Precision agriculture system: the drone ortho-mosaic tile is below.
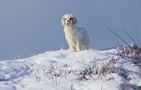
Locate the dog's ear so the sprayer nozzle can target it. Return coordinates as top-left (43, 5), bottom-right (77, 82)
top-left (61, 16), bottom-right (65, 26)
top-left (72, 16), bottom-right (77, 25)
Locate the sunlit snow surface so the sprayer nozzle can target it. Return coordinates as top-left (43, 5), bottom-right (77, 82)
top-left (0, 49), bottom-right (141, 90)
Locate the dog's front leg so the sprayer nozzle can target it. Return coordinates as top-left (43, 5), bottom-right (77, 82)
top-left (76, 42), bottom-right (83, 51)
top-left (69, 43), bottom-right (76, 52)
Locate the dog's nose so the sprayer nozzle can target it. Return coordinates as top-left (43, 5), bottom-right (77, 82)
top-left (67, 20), bottom-right (70, 22)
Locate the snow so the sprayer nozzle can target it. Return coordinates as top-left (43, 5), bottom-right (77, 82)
top-left (0, 49), bottom-right (141, 90)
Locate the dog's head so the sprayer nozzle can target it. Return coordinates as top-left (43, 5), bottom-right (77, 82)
top-left (61, 14), bottom-right (77, 27)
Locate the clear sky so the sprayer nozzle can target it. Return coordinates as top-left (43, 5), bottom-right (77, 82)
top-left (0, 0), bottom-right (141, 60)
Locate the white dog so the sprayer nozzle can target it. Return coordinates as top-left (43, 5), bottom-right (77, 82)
top-left (61, 14), bottom-right (90, 52)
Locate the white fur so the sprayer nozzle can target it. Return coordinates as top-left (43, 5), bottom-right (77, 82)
top-left (61, 14), bottom-right (90, 52)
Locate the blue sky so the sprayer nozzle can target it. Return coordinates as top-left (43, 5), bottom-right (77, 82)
top-left (0, 0), bottom-right (141, 60)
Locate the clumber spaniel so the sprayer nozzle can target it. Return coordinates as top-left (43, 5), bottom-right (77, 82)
top-left (61, 14), bottom-right (90, 52)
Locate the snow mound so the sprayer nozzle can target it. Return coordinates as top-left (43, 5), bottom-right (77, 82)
top-left (0, 49), bottom-right (141, 90)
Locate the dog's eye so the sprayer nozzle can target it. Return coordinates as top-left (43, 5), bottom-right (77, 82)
top-left (70, 18), bottom-right (73, 20)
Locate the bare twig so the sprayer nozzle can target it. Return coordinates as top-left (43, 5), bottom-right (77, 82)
top-left (101, 84), bottom-right (103, 90)
top-left (135, 27), bottom-right (141, 47)
top-left (52, 77), bottom-right (54, 86)
top-left (108, 28), bottom-right (128, 45)
top-left (71, 84), bottom-right (73, 90)
top-left (116, 43), bottom-right (124, 49)
top-left (122, 28), bottom-right (136, 44)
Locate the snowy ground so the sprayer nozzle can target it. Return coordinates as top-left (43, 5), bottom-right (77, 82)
top-left (0, 49), bottom-right (141, 90)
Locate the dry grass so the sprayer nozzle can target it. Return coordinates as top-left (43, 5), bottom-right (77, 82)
top-left (108, 28), bottom-right (141, 61)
